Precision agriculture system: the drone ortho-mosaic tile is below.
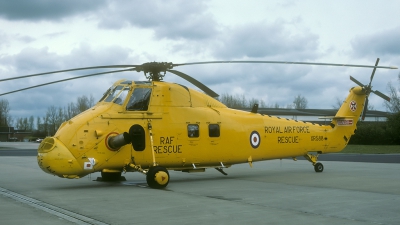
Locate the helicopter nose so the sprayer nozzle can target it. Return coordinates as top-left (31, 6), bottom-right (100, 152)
top-left (37, 137), bottom-right (84, 179)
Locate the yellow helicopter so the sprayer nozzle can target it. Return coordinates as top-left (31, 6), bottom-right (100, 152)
top-left (1, 59), bottom-right (397, 188)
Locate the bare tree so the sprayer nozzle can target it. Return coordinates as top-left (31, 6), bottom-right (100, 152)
top-left (42, 116), bottom-right (49, 136)
top-left (332, 97), bottom-right (343, 110)
top-left (0, 99), bottom-right (11, 126)
top-left (36, 117), bottom-right (42, 132)
top-left (89, 94), bottom-right (95, 107)
top-left (293, 94), bottom-right (308, 109)
top-left (385, 76), bottom-right (400, 113)
top-left (219, 93), bottom-right (248, 108)
top-left (248, 98), bottom-right (266, 108)
top-left (265, 103), bottom-right (281, 108)
top-left (46, 106), bottom-right (64, 135)
top-left (76, 95), bottom-right (95, 113)
top-left (28, 116), bottom-right (34, 131)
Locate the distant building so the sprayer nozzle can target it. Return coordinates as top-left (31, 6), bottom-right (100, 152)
top-left (0, 127), bottom-right (13, 142)
top-left (0, 127), bottom-right (32, 142)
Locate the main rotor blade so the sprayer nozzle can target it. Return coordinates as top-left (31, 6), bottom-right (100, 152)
top-left (350, 76), bottom-right (364, 87)
top-left (174, 60), bottom-right (398, 70)
top-left (0, 65), bottom-right (138, 82)
top-left (0, 68), bottom-right (134, 96)
top-left (372, 90), bottom-right (391, 102)
top-left (167, 69), bottom-right (219, 98)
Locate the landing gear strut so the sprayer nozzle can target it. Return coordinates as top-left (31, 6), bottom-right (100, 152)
top-left (125, 163), bottom-right (170, 189)
top-left (304, 153), bottom-right (324, 173)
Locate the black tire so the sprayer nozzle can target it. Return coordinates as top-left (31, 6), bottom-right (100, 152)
top-left (314, 162), bottom-right (324, 173)
top-left (146, 166), bottom-right (170, 189)
top-left (101, 171), bottom-right (122, 181)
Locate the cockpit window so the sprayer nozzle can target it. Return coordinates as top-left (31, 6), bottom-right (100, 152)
top-left (104, 86), bottom-right (129, 105)
top-left (104, 86), bottom-right (124, 103)
top-left (98, 86), bottom-right (114, 102)
top-left (126, 88), bottom-right (152, 111)
top-left (113, 87), bottom-right (130, 105)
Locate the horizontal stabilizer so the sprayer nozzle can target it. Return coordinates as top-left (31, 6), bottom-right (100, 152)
top-left (318, 116), bottom-right (355, 120)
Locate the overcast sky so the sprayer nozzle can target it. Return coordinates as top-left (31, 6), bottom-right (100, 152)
top-left (0, 0), bottom-right (399, 120)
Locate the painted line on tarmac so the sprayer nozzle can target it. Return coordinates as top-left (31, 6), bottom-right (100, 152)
top-left (0, 187), bottom-right (109, 225)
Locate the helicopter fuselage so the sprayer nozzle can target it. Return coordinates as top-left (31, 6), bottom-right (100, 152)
top-left (37, 80), bottom-right (364, 179)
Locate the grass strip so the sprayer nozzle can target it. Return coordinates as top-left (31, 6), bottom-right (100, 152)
top-left (342, 145), bottom-right (400, 154)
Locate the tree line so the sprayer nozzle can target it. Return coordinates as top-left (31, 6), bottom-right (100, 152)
top-left (218, 93), bottom-right (308, 109)
top-left (0, 95), bottom-right (95, 138)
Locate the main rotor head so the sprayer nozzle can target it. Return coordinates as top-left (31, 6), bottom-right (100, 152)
top-left (135, 62), bottom-right (174, 81)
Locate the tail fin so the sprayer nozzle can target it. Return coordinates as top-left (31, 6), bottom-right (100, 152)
top-left (325, 86), bottom-right (367, 147)
top-left (333, 86), bottom-right (366, 125)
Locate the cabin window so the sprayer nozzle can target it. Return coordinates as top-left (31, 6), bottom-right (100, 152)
top-left (126, 88), bottom-right (152, 111)
top-left (187, 124), bottom-right (199, 138)
top-left (208, 124), bottom-right (220, 137)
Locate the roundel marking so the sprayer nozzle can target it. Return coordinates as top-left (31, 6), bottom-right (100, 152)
top-left (349, 100), bottom-right (357, 112)
top-left (250, 131), bottom-right (261, 149)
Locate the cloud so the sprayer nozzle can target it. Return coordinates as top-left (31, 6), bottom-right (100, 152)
top-left (351, 26), bottom-right (400, 57)
top-left (97, 0), bottom-right (218, 40)
top-left (5, 43), bottom-right (134, 75)
top-left (0, 0), bottom-right (107, 21)
top-left (0, 43), bottom-right (140, 119)
top-left (212, 21), bottom-right (320, 60)
top-left (0, 31), bottom-right (9, 49)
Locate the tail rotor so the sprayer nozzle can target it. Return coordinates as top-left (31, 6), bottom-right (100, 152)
top-left (350, 58), bottom-right (391, 120)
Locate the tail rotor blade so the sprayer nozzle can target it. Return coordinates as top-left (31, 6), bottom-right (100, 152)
top-left (368, 58), bottom-right (380, 87)
top-left (362, 98), bottom-right (369, 120)
top-left (372, 90), bottom-right (391, 102)
top-left (350, 76), bottom-right (364, 87)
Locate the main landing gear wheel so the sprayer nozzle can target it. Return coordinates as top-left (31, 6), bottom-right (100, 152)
top-left (146, 166), bottom-right (170, 189)
top-left (314, 162), bottom-right (324, 173)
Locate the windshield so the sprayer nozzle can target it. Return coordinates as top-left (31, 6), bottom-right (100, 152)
top-left (98, 86), bottom-right (114, 102)
top-left (126, 88), bottom-right (152, 111)
top-left (113, 87), bottom-right (130, 105)
top-left (101, 85), bottom-right (130, 105)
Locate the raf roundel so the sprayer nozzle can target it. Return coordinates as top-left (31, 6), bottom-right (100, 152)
top-left (250, 131), bottom-right (261, 149)
top-left (349, 100), bottom-right (357, 112)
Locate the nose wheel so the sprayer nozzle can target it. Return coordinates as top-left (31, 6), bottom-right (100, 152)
top-left (146, 166), bottom-right (170, 189)
top-left (313, 162), bottom-right (324, 172)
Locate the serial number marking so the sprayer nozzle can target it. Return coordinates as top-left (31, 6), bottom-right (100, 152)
top-left (311, 136), bottom-right (324, 141)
